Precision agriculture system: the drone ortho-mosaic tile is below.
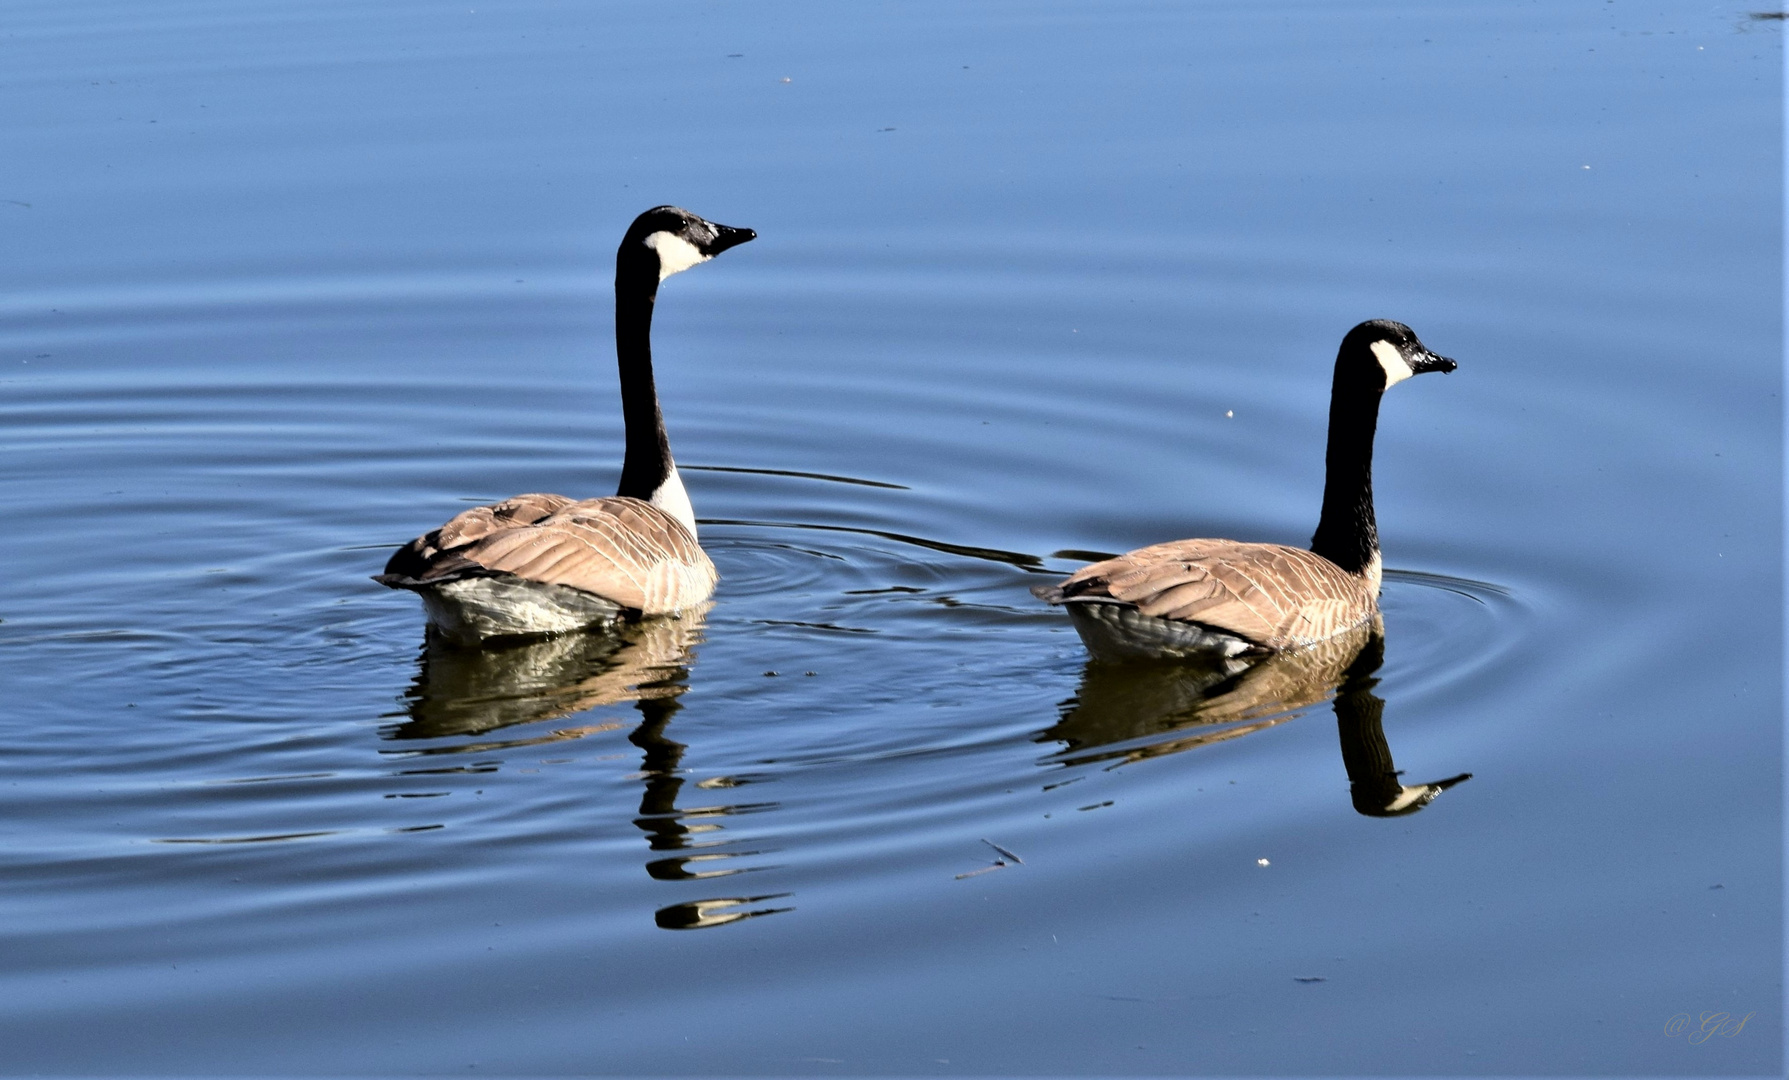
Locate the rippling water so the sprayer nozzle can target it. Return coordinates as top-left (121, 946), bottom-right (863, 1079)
top-left (1, 1), bottom-right (1780, 1074)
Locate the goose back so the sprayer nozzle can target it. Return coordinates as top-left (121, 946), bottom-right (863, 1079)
top-left (378, 494), bottom-right (716, 616)
top-left (1034, 539), bottom-right (1377, 653)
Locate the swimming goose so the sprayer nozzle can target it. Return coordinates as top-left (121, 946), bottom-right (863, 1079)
top-left (1033, 319), bottom-right (1456, 660)
top-left (376, 206), bottom-right (755, 642)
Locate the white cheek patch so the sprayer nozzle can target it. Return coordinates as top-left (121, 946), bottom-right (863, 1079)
top-left (644, 231), bottom-right (709, 280)
top-left (1370, 340), bottom-right (1414, 388)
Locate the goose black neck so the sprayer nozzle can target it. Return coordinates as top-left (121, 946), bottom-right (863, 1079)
top-left (613, 262), bottom-right (674, 500)
top-left (1308, 378), bottom-right (1383, 575)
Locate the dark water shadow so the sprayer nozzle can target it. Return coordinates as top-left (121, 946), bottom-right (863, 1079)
top-left (384, 611), bottom-right (790, 928)
top-left (1040, 622), bottom-right (1472, 817)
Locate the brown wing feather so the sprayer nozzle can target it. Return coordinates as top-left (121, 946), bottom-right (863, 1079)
top-left (380, 495), bottom-right (715, 615)
top-left (380, 493), bottom-right (576, 582)
top-left (1042, 540), bottom-right (1375, 650)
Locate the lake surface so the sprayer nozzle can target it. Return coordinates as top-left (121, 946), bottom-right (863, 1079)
top-left (1, 1), bottom-right (1781, 1074)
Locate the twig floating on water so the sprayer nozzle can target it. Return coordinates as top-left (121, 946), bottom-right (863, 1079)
top-left (982, 839), bottom-right (1023, 864)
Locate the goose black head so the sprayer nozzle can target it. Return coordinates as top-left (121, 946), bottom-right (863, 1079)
top-left (620, 205), bottom-right (756, 283)
top-left (1339, 319), bottom-right (1457, 393)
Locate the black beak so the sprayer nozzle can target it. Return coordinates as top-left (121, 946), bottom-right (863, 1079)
top-left (705, 224), bottom-right (756, 256)
top-left (1412, 350), bottom-right (1457, 375)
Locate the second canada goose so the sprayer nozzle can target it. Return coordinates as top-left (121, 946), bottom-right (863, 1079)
top-left (376, 206), bottom-right (755, 642)
top-left (1033, 319), bottom-right (1457, 660)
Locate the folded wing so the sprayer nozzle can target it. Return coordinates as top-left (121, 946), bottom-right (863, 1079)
top-left (1035, 539), bottom-right (1373, 650)
top-left (378, 494), bottom-right (716, 615)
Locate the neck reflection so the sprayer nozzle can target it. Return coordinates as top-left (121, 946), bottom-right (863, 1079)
top-left (1330, 633), bottom-right (1473, 816)
top-left (628, 693), bottom-right (791, 930)
top-left (1039, 621), bottom-right (1471, 817)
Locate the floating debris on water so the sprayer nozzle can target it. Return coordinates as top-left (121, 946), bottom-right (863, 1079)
top-left (982, 839), bottom-right (1023, 864)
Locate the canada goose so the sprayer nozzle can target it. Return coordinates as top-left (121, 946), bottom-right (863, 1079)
top-left (376, 206), bottom-right (755, 642)
top-left (1033, 319), bottom-right (1456, 660)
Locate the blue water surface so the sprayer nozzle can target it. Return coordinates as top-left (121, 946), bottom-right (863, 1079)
top-left (0, 1), bottom-right (1780, 1074)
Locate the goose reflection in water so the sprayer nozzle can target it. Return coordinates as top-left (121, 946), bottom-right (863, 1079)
top-left (1040, 620), bottom-right (1471, 816)
top-left (389, 615), bottom-right (702, 743)
top-left (385, 612), bottom-right (791, 929)
top-left (627, 694), bottom-right (791, 929)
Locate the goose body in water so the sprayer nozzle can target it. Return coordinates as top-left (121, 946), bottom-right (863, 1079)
top-left (376, 206), bottom-right (755, 642)
top-left (1033, 319), bottom-right (1457, 661)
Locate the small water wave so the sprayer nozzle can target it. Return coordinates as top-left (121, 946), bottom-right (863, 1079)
top-left (682, 464), bottom-right (909, 490)
top-left (704, 518), bottom-right (1051, 572)
top-left (1380, 565), bottom-right (1530, 699)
